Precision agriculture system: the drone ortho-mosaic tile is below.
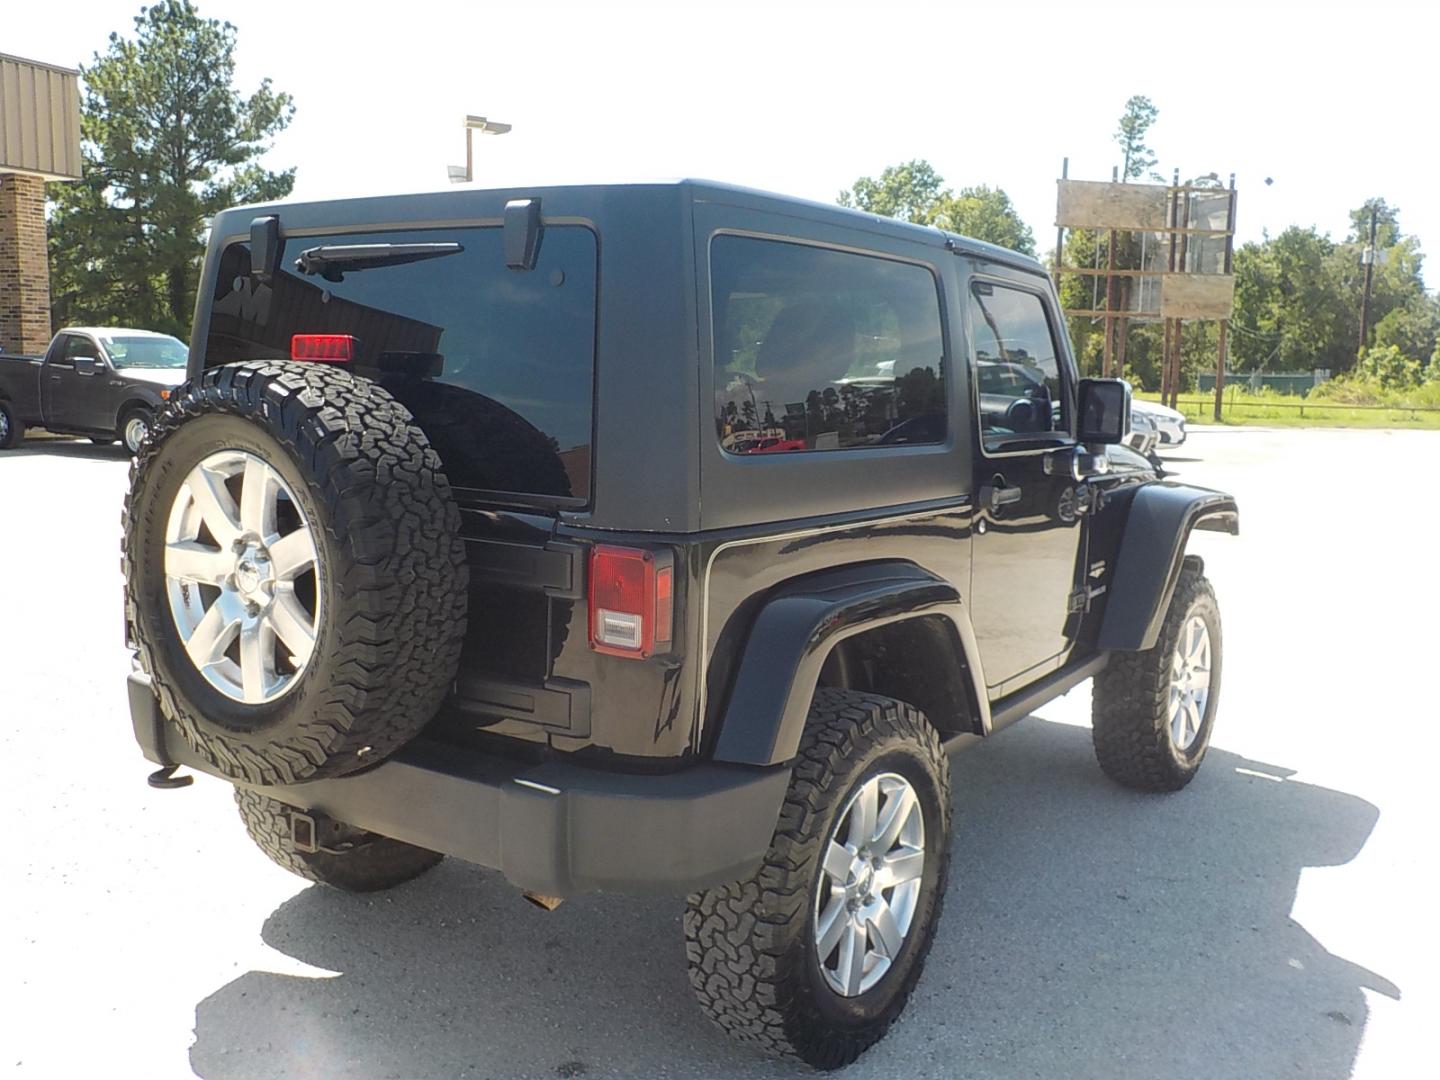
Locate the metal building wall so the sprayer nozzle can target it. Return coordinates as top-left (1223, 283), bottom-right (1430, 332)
top-left (0, 53), bottom-right (82, 181)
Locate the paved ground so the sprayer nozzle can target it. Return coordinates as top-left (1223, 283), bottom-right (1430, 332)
top-left (4, 429), bottom-right (1436, 1080)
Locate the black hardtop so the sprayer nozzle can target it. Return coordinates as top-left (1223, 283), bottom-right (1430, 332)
top-left (196, 180), bottom-right (1047, 533)
top-left (207, 178), bottom-right (1045, 275)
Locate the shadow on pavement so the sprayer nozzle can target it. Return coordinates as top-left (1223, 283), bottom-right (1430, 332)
top-left (190, 719), bottom-right (1396, 1080)
top-left (1, 437), bottom-right (130, 462)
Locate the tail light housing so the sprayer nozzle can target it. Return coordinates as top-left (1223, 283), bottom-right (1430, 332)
top-left (291, 334), bottom-right (358, 362)
top-left (589, 545), bottom-right (674, 658)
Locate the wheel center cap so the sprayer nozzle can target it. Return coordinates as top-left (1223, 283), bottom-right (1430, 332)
top-left (233, 544), bottom-right (273, 602)
top-left (852, 859), bottom-right (876, 899)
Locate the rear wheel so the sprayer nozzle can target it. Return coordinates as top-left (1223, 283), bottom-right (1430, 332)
top-left (234, 787), bottom-right (441, 892)
top-left (685, 690), bottom-right (951, 1068)
top-left (0, 400), bottom-right (24, 449)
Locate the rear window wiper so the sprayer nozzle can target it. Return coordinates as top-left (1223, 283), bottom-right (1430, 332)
top-left (294, 242), bottom-right (464, 282)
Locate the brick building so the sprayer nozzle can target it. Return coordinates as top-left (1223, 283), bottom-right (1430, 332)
top-left (0, 53), bottom-right (82, 354)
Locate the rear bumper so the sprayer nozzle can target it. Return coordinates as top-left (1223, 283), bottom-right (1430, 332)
top-left (128, 672), bottom-right (789, 896)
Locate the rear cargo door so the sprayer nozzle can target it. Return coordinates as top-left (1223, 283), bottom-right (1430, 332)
top-left (202, 223), bottom-right (599, 511)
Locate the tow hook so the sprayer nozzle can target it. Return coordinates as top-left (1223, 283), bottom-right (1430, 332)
top-left (147, 763), bottom-right (193, 789)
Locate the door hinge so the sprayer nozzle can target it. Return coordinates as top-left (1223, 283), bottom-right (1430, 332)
top-left (1067, 589), bottom-right (1088, 613)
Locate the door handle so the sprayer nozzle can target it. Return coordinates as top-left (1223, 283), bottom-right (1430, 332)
top-left (979, 480), bottom-right (1023, 513)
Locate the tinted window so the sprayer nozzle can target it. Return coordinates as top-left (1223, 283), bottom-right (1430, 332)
top-left (713, 236), bottom-right (945, 454)
top-left (59, 335), bottom-right (97, 363)
top-left (205, 226), bottom-right (597, 501)
top-left (968, 281), bottom-right (1069, 451)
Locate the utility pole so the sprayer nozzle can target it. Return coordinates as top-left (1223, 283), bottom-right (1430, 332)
top-left (1357, 203), bottom-right (1378, 365)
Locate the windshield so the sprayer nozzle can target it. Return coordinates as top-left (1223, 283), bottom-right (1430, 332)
top-left (103, 335), bottom-right (188, 369)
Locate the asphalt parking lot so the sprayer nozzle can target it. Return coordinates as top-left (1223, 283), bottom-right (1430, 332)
top-left (4, 427), bottom-right (1436, 1080)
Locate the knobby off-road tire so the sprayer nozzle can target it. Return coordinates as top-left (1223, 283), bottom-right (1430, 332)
top-left (123, 360), bottom-right (469, 785)
top-left (685, 689), bottom-right (951, 1069)
top-left (1092, 558), bottom-right (1222, 792)
top-left (235, 787), bottom-right (441, 892)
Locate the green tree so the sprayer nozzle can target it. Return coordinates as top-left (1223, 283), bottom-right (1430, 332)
top-left (934, 186), bottom-right (1035, 255)
top-left (49, 1), bottom-right (295, 336)
top-left (837, 160), bottom-right (948, 224)
top-left (1231, 200), bottom-right (1432, 374)
top-left (1114, 95), bottom-right (1159, 182)
top-left (838, 161), bottom-right (1034, 253)
top-left (1231, 227), bottom-right (1353, 372)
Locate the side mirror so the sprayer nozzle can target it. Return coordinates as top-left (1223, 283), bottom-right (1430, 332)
top-left (74, 355), bottom-right (101, 375)
top-left (250, 215), bottom-right (282, 283)
top-left (1077, 378), bottom-right (1131, 445)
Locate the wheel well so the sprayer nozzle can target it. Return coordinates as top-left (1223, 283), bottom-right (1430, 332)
top-left (816, 615), bottom-right (980, 739)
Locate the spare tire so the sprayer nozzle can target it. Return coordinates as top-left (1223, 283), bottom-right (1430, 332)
top-left (123, 360), bottom-right (469, 785)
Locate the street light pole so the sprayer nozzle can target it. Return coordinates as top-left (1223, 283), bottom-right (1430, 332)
top-left (1357, 203), bottom-right (1378, 366)
top-left (450, 115), bottom-right (512, 184)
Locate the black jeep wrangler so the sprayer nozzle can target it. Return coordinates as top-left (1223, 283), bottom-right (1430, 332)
top-left (123, 181), bottom-right (1237, 1069)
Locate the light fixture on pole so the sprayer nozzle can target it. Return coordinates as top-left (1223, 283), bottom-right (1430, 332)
top-left (447, 115), bottom-right (512, 183)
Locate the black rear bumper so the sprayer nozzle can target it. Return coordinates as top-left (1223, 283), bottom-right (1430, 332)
top-left (128, 673), bottom-right (789, 896)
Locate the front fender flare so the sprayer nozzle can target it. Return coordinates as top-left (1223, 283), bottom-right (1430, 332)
top-left (711, 561), bottom-right (985, 767)
top-left (1098, 482), bottom-right (1238, 652)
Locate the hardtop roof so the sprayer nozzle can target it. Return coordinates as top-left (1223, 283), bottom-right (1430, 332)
top-left (210, 179), bottom-right (1047, 276)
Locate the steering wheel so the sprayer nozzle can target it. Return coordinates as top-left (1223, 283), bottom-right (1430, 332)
top-left (1003, 397), bottom-right (1039, 433)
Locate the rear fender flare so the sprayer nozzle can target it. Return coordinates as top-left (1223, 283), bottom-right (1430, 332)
top-left (710, 561), bottom-right (988, 767)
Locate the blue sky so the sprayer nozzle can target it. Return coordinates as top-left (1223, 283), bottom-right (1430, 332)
top-left (8, 0), bottom-right (1438, 287)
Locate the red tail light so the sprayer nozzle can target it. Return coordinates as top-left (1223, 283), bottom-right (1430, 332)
top-left (589, 546), bottom-right (673, 658)
top-left (291, 334), bottom-right (357, 362)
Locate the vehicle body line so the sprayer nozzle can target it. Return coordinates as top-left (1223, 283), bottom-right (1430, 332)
top-left (697, 499), bottom-right (973, 742)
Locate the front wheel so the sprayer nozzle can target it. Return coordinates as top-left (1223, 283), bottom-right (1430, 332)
top-left (120, 407), bottom-right (152, 454)
top-left (685, 690), bottom-right (951, 1069)
top-left (1092, 559), bottom-right (1222, 791)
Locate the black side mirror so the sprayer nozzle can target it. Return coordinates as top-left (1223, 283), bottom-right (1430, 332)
top-left (1077, 378), bottom-right (1132, 445)
top-left (74, 355), bottom-right (101, 374)
top-left (250, 215), bottom-right (282, 283)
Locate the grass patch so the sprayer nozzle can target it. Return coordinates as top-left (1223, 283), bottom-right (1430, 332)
top-left (1136, 389), bottom-right (1440, 429)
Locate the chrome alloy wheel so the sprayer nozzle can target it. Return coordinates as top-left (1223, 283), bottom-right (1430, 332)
top-left (1168, 615), bottom-right (1212, 751)
top-left (164, 449), bottom-right (321, 705)
top-left (814, 771), bottom-right (925, 997)
top-left (124, 415), bottom-right (150, 454)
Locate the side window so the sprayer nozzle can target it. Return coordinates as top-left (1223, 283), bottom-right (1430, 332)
top-left (67, 335), bottom-right (99, 360)
top-left (52, 335), bottom-right (88, 366)
top-left (712, 236), bottom-right (946, 454)
top-left (968, 281), bottom-right (1070, 453)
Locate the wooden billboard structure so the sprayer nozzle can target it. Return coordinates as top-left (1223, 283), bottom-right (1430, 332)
top-left (1052, 164), bottom-right (1237, 418)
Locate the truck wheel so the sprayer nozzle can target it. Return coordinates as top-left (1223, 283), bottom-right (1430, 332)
top-left (123, 360), bottom-right (469, 785)
top-left (685, 689), bottom-right (951, 1069)
top-left (234, 787), bottom-right (441, 892)
top-left (120, 407), bottom-right (152, 454)
top-left (1092, 559), bottom-right (1222, 792)
top-left (0, 400), bottom-right (24, 449)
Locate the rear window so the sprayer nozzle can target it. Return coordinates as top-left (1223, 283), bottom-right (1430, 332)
top-left (712, 235), bottom-right (946, 453)
top-left (205, 225), bottom-right (597, 502)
